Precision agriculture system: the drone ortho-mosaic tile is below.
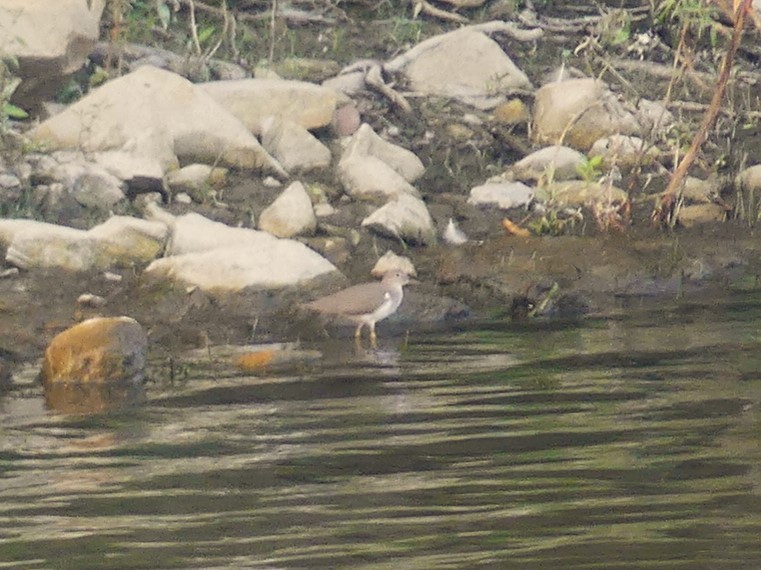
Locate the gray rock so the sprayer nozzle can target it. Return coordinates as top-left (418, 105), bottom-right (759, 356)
top-left (636, 99), bottom-right (675, 135)
top-left (736, 165), bottom-right (761, 195)
top-left (72, 172), bottom-right (126, 210)
top-left (0, 174), bottom-right (20, 189)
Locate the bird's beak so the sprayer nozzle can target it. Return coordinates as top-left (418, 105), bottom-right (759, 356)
top-left (408, 277), bottom-right (420, 285)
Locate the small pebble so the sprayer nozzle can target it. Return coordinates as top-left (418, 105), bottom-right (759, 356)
top-left (77, 293), bottom-right (107, 307)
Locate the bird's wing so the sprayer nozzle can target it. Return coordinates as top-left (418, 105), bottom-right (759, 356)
top-left (304, 282), bottom-right (386, 315)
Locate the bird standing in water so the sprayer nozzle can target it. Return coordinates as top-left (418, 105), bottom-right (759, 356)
top-left (303, 270), bottom-right (415, 346)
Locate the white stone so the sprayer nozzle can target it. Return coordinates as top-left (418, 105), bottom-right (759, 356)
top-left (533, 78), bottom-right (641, 151)
top-left (589, 134), bottom-right (659, 167)
top-left (260, 117), bottom-right (332, 173)
top-left (361, 194), bottom-right (437, 245)
top-left (201, 78), bottom-right (339, 135)
top-left (144, 209), bottom-right (279, 256)
top-left (2, 216), bottom-right (169, 271)
top-left (736, 165), bottom-right (761, 196)
top-left (93, 150), bottom-right (165, 186)
top-left (144, 242), bottom-right (338, 292)
top-left (259, 181), bottom-right (317, 238)
top-left (636, 99), bottom-right (675, 135)
top-left (322, 70), bottom-right (367, 97)
top-left (344, 124), bottom-right (425, 183)
top-left (165, 164), bottom-right (227, 202)
top-left (534, 180), bottom-right (628, 207)
top-left (0, 0), bottom-right (105, 104)
top-left (30, 155), bottom-right (126, 209)
top-left (468, 181), bottom-right (534, 209)
top-left (510, 145), bottom-right (586, 182)
top-left (338, 153), bottom-right (419, 201)
top-left (386, 28), bottom-right (532, 109)
top-left (0, 218), bottom-right (52, 251)
top-left (29, 66), bottom-right (285, 175)
top-left (371, 250), bottom-right (416, 277)
top-left (88, 216), bottom-right (169, 266)
top-left (5, 222), bottom-right (95, 271)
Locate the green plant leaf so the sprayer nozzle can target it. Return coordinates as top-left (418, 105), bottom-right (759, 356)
top-left (3, 102), bottom-right (28, 119)
top-left (198, 25), bottom-right (216, 46)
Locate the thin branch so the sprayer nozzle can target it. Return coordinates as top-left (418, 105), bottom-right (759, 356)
top-left (656, 0), bottom-right (754, 225)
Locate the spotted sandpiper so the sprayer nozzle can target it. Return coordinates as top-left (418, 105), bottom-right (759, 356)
top-left (303, 270), bottom-right (414, 345)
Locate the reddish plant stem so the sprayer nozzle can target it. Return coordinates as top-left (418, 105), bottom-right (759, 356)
top-left (659, 0), bottom-right (752, 212)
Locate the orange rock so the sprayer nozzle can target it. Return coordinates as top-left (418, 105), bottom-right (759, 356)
top-left (501, 218), bottom-right (531, 237)
top-left (41, 316), bottom-right (148, 385)
top-left (233, 350), bottom-right (277, 372)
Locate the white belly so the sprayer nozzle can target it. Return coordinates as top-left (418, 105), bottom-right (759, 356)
top-left (365, 291), bottom-right (401, 324)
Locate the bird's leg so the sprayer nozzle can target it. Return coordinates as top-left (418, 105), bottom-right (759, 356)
top-left (354, 323), bottom-right (366, 350)
top-left (369, 323), bottom-right (378, 348)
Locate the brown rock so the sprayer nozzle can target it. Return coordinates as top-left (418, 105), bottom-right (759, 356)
top-left (41, 317), bottom-right (148, 385)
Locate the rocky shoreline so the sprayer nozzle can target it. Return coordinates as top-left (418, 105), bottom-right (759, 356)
top-left (2, 1), bottom-right (761, 392)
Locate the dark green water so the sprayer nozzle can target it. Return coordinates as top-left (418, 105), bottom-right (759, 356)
top-left (1, 294), bottom-right (761, 569)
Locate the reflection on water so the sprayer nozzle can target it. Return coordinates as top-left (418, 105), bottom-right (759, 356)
top-left (1, 294), bottom-right (761, 568)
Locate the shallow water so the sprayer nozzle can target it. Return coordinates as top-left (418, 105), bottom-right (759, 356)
top-left (2, 293), bottom-right (761, 569)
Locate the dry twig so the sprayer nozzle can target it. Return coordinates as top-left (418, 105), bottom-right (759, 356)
top-left (654, 0), bottom-right (754, 227)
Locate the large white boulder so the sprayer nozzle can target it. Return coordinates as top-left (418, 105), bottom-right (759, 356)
top-left (142, 208), bottom-right (338, 292)
top-left (201, 78), bottom-right (339, 135)
top-left (337, 124), bottom-right (423, 201)
top-left (386, 28), bottom-right (532, 109)
top-left (29, 66), bottom-right (285, 175)
top-left (0, 0), bottom-right (106, 106)
top-left (2, 216), bottom-right (168, 271)
top-left (144, 243), bottom-right (337, 292)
